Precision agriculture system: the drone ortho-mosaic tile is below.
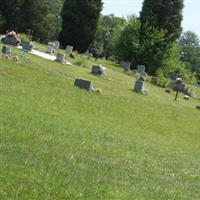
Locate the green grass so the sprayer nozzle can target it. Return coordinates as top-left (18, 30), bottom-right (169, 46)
top-left (1, 44), bottom-right (200, 200)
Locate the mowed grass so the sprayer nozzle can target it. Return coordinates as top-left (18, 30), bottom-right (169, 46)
top-left (0, 45), bottom-right (200, 200)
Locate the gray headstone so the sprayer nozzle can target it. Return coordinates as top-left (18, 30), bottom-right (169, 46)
top-left (66, 45), bottom-right (73, 53)
top-left (56, 53), bottom-right (65, 63)
top-left (53, 41), bottom-right (60, 49)
top-left (168, 72), bottom-right (178, 81)
top-left (151, 77), bottom-right (157, 84)
top-left (178, 83), bottom-right (187, 92)
top-left (137, 65), bottom-right (145, 73)
top-left (91, 65), bottom-right (107, 76)
top-left (2, 46), bottom-right (12, 54)
top-left (74, 79), bottom-right (94, 91)
top-left (120, 61), bottom-right (131, 70)
top-left (171, 81), bottom-right (187, 93)
top-left (134, 80), bottom-right (144, 93)
top-left (22, 42), bottom-right (33, 51)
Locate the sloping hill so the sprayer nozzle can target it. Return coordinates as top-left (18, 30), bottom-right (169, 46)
top-left (1, 44), bottom-right (200, 199)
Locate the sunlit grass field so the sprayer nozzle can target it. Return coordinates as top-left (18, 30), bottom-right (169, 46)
top-left (0, 43), bottom-right (200, 199)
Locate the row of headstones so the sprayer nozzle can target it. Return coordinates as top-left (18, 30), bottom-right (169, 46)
top-left (1, 45), bottom-right (30, 63)
top-left (151, 72), bottom-right (191, 95)
top-left (2, 43), bottom-right (66, 64)
top-left (1, 34), bottom-right (34, 51)
top-left (120, 61), bottom-right (148, 79)
top-left (47, 42), bottom-right (74, 55)
top-left (74, 65), bottom-right (106, 91)
top-left (74, 76), bottom-right (200, 111)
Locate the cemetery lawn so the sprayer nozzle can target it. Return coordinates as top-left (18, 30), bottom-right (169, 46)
top-left (1, 44), bottom-right (200, 200)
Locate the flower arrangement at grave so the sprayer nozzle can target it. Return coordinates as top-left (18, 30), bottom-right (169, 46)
top-left (6, 31), bottom-right (21, 41)
top-left (1, 31), bottom-right (21, 46)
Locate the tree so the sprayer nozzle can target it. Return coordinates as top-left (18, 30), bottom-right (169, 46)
top-left (21, 0), bottom-right (62, 41)
top-left (138, 0), bottom-right (184, 75)
top-left (179, 31), bottom-right (200, 81)
top-left (0, 0), bottom-right (63, 41)
top-left (59, 0), bottom-right (103, 53)
top-left (0, 0), bottom-right (25, 32)
top-left (140, 0), bottom-right (184, 43)
top-left (114, 17), bottom-right (166, 74)
top-left (91, 14), bottom-right (127, 59)
top-left (114, 18), bottom-right (141, 66)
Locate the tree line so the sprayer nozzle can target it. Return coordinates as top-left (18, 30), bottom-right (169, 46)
top-left (0, 0), bottom-right (199, 83)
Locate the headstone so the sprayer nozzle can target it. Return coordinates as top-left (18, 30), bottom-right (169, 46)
top-left (140, 72), bottom-right (148, 80)
top-left (196, 105), bottom-right (200, 110)
top-left (47, 42), bottom-right (54, 54)
top-left (53, 41), bottom-right (60, 49)
top-left (2, 46), bottom-right (12, 55)
top-left (22, 42), bottom-right (33, 51)
top-left (151, 76), bottom-right (157, 84)
top-left (134, 80), bottom-right (144, 93)
top-left (56, 53), bottom-right (65, 63)
top-left (120, 61), bottom-right (131, 71)
top-left (74, 79), bottom-right (94, 91)
top-left (2, 36), bottom-right (20, 46)
top-left (178, 83), bottom-right (187, 93)
top-left (168, 72), bottom-right (178, 81)
top-left (137, 65), bottom-right (145, 73)
top-left (91, 65), bottom-right (107, 76)
top-left (171, 81), bottom-right (188, 93)
top-left (66, 45), bottom-right (73, 53)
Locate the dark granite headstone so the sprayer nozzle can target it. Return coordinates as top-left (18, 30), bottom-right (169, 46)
top-left (74, 79), bottom-right (94, 91)
top-left (2, 37), bottom-right (19, 46)
top-left (22, 42), bottom-right (33, 51)
top-left (134, 80), bottom-right (144, 93)
top-left (91, 65), bottom-right (107, 76)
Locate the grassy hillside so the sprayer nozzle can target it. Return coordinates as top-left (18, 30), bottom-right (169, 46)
top-left (1, 44), bottom-right (200, 200)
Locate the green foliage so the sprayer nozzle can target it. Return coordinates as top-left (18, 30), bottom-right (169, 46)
top-left (139, 26), bottom-right (166, 74)
top-left (114, 18), bottom-right (141, 66)
top-left (0, 0), bottom-right (24, 32)
top-left (20, 33), bottom-right (29, 43)
top-left (0, 0), bottom-right (63, 41)
top-left (156, 43), bottom-right (197, 86)
top-left (91, 14), bottom-right (127, 58)
top-left (138, 0), bottom-right (184, 75)
top-left (59, 0), bottom-right (103, 53)
top-left (140, 0), bottom-right (184, 43)
top-left (114, 19), bottom-right (167, 74)
top-left (178, 31), bottom-right (200, 81)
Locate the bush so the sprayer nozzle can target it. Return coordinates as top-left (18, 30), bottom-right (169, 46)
top-left (20, 33), bottom-right (29, 43)
top-left (156, 43), bottom-right (197, 86)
